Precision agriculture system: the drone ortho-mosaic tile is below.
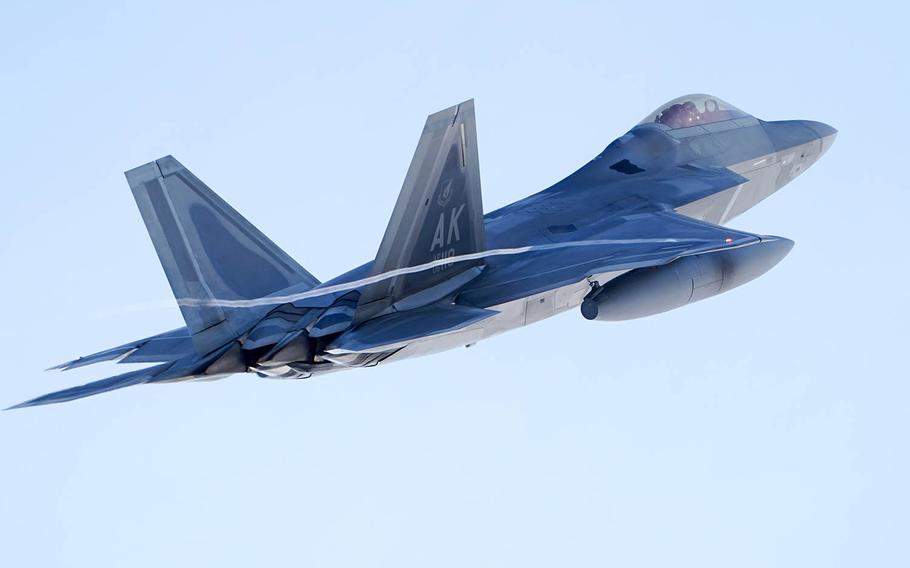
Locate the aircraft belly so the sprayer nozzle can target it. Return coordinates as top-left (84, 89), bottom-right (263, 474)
top-left (369, 271), bottom-right (624, 365)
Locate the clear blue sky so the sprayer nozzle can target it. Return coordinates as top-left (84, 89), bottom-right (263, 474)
top-left (1, 1), bottom-right (907, 566)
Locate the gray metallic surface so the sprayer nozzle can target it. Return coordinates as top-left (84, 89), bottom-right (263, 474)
top-left (355, 100), bottom-right (485, 323)
top-left (581, 236), bottom-right (794, 321)
top-left (125, 156), bottom-right (320, 353)
top-left (12, 94), bottom-right (836, 409)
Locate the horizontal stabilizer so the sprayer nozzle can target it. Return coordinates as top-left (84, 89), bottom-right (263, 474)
top-left (15, 340), bottom-right (250, 409)
top-left (120, 333), bottom-right (194, 364)
top-left (48, 344), bottom-right (135, 371)
top-left (49, 328), bottom-right (191, 371)
top-left (8, 364), bottom-right (171, 410)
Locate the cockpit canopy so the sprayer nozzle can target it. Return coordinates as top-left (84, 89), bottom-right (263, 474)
top-left (639, 94), bottom-right (749, 129)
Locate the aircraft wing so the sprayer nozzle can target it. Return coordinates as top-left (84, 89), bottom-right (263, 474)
top-left (458, 210), bottom-right (774, 307)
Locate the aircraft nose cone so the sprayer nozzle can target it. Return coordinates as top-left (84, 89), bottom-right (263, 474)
top-left (802, 120), bottom-right (838, 156)
top-left (802, 120), bottom-right (837, 139)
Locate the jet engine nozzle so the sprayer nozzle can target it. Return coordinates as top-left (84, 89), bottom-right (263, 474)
top-left (581, 237), bottom-right (794, 321)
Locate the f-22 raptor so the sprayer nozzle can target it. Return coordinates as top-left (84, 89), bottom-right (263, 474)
top-left (11, 94), bottom-right (836, 409)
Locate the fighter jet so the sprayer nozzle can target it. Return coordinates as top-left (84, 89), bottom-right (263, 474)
top-left (10, 94), bottom-right (836, 409)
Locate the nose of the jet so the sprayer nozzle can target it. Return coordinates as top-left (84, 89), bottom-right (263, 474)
top-left (802, 120), bottom-right (837, 139)
top-left (802, 120), bottom-right (838, 156)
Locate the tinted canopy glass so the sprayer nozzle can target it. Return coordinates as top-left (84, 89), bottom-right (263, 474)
top-left (639, 94), bottom-right (748, 129)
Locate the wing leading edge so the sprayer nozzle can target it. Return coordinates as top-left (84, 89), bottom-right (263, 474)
top-left (458, 211), bottom-right (785, 308)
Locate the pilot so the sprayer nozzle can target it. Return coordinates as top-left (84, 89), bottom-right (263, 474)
top-left (656, 101), bottom-right (700, 128)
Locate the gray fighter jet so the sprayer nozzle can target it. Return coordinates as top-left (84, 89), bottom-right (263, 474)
top-left (10, 94), bottom-right (836, 409)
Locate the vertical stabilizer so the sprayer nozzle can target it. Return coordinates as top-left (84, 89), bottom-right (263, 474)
top-left (354, 100), bottom-right (486, 322)
top-left (126, 156), bottom-right (320, 352)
